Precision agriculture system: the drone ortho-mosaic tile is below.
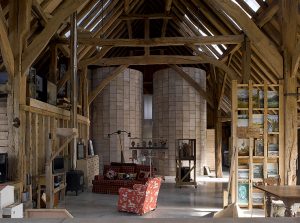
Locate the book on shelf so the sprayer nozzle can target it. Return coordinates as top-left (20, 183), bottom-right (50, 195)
top-left (238, 183), bottom-right (249, 205)
top-left (253, 163), bottom-right (264, 179)
top-left (238, 168), bottom-right (249, 179)
top-left (237, 138), bottom-right (249, 156)
top-left (237, 114), bottom-right (248, 127)
top-left (237, 89), bottom-right (249, 108)
top-left (252, 114), bottom-right (264, 129)
top-left (268, 143), bottom-right (279, 157)
top-left (252, 192), bottom-right (264, 205)
top-left (267, 91), bottom-right (279, 108)
top-left (254, 139), bottom-right (264, 156)
top-left (267, 114), bottom-right (279, 132)
top-left (253, 89), bottom-right (264, 108)
top-left (267, 163), bottom-right (278, 177)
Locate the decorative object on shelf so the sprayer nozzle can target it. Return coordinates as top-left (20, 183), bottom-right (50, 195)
top-left (108, 130), bottom-right (131, 163)
top-left (148, 140), bottom-right (152, 147)
top-left (159, 139), bottom-right (167, 147)
top-left (131, 141), bottom-right (135, 148)
top-left (142, 141), bottom-right (147, 148)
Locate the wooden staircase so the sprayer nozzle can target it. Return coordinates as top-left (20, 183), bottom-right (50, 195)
top-left (0, 96), bottom-right (9, 153)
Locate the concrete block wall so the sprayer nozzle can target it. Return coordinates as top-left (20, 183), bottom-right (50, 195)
top-left (91, 67), bottom-right (143, 164)
top-left (153, 67), bottom-right (207, 176)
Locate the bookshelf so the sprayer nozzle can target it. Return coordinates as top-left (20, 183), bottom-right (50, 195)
top-left (231, 80), bottom-right (283, 209)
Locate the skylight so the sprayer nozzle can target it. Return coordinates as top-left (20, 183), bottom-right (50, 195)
top-left (183, 14), bottom-right (225, 58)
top-left (244, 0), bottom-right (260, 12)
top-left (232, 0), bottom-right (252, 18)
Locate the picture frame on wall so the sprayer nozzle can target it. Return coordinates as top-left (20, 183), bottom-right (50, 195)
top-left (77, 143), bottom-right (85, 160)
top-left (88, 140), bottom-right (95, 156)
top-left (254, 139), bottom-right (264, 156)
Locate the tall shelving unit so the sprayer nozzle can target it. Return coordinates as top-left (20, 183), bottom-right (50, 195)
top-left (231, 80), bottom-right (284, 210)
top-left (175, 139), bottom-right (197, 188)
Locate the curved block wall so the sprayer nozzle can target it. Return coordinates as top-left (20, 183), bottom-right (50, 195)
top-left (153, 67), bottom-right (207, 176)
top-left (91, 67), bottom-right (143, 164)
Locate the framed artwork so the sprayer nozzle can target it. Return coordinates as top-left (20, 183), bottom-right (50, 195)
top-left (237, 138), bottom-right (249, 156)
top-left (77, 143), bottom-right (85, 160)
top-left (267, 91), bottom-right (279, 108)
top-left (252, 192), bottom-right (264, 205)
top-left (254, 139), bottom-right (264, 156)
top-left (252, 89), bottom-right (264, 108)
top-left (88, 140), bottom-right (95, 156)
top-left (267, 114), bottom-right (279, 132)
top-left (238, 183), bottom-right (249, 205)
top-left (237, 89), bottom-right (249, 108)
top-left (253, 163), bottom-right (263, 179)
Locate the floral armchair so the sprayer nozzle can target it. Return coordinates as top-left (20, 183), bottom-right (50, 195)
top-left (117, 177), bottom-right (162, 215)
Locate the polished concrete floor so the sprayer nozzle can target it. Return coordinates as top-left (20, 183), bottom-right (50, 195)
top-left (59, 180), bottom-right (264, 218)
top-left (60, 182), bottom-right (227, 218)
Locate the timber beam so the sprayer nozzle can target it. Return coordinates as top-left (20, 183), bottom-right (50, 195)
top-left (58, 35), bottom-right (244, 47)
top-left (88, 65), bottom-right (128, 105)
top-left (119, 14), bottom-right (172, 20)
top-left (21, 0), bottom-right (86, 75)
top-left (170, 64), bottom-right (214, 108)
top-left (0, 5), bottom-right (14, 76)
top-left (206, 0), bottom-right (283, 78)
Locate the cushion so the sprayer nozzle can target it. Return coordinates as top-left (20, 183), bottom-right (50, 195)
top-left (138, 170), bottom-right (150, 180)
top-left (129, 173), bottom-right (137, 180)
top-left (106, 169), bottom-right (117, 180)
top-left (104, 165), bottom-right (120, 176)
top-left (117, 173), bottom-right (126, 180)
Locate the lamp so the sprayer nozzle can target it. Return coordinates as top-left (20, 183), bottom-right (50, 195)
top-left (108, 130), bottom-right (131, 163)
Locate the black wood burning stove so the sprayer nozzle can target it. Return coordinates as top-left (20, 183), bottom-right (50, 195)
top-left (66, 170), bottom-right (84, 195)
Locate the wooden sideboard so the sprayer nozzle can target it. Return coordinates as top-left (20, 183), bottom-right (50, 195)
top-left (76, 155), bottom-right (99, 188)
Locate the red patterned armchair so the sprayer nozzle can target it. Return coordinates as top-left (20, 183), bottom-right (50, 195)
top-left (118, 177), bottom-right (162, 215)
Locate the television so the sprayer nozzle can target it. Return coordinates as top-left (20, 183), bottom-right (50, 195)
top-left (52, 156), bottom-right (65, 173)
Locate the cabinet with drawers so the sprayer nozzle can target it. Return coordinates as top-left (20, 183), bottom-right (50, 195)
top-left (76, 155), bottom-right (99, 188)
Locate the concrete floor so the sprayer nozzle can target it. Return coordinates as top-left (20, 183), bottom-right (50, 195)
top-left (58, 180), bottom-right (264, 218)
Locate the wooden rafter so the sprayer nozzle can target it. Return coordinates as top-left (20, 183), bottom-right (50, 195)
top-left (88, 65), bottom-right (128, 105)
top-left (59, 35), bottom-right (244, 46)
top-left (0, 6), bottom-right (14, 76)
top-left (120, 14), bottom-right (172, 20)
top-left (22, 0), bottom-right (86, 75)
top-left (206, 0), bottom-right (283, 78)
top-left (187, 45), bottom-right (240, 81)
top-left (256, 0), bottom-right (279, 27)
top-left (161, 0), bottom-right (172, 37)
top-left (170, 65), bottom-right (214, 107)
